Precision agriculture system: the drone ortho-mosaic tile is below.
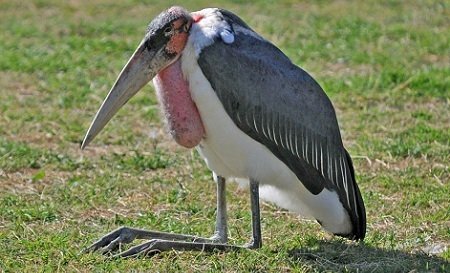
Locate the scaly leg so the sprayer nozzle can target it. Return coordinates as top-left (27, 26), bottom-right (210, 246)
top-left (247, 178), bottom-right (262, 249)
top-left (210, 174), bottom-right (228, 243)
top-left (84, 176), bottom-right (262, 258)
top-left (84, 226), bottom-right (220, 254)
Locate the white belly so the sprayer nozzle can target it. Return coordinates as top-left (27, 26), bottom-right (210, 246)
top-left (180, 50), bottom-right (352, 235)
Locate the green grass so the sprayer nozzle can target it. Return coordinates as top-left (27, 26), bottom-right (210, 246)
top-left (0, 0), bottom-right (449, 272)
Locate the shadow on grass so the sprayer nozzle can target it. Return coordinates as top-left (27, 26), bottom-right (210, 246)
top-left (289, 240), bottom-right (448, 272)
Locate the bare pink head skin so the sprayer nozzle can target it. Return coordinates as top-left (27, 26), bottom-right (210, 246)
top-left (153, 7), bottom-right (205, 148)
top-left (81, 6), bottom-right (205, 150)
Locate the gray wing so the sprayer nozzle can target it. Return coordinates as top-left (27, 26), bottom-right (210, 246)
top-left (197, 14), bottom-right (365, 239)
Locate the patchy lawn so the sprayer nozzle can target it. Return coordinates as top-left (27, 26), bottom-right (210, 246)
top-left (0, 0), bottom-right (448, 272)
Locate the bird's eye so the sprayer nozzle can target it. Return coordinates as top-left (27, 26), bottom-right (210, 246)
top-left (164, 26), bottom-right (172, 34)
top-left (182, 23), bottom-right (190, 33)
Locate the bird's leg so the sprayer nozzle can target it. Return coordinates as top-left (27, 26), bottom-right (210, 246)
top-left (85, 175), bottom-right (231, 256)
top-left (85, 176), bottom-right (263, 258)
top-left (112, 177), bottom-right (262, 258)
top-left (83, 227), bottom-right (220, 254)
top-left (109, 175), bottom-right (239, 258)
top-left (246, 178), bottom-right (262, 249)
top-left (210, 174), bottom-right (228, 243)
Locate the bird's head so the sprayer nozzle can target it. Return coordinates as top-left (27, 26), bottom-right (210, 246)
top-left (81, 6), bottom-right (193, 149)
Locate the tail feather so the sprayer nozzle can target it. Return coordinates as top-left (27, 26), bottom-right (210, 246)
top-left (343, 149), bottom-right (366, 240)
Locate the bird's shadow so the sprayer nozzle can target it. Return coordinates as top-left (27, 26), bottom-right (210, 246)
top-left (288, 240), bottom-right (448, 272)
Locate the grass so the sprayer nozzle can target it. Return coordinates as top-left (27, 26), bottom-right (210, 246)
top-left (0, 0), bottom-right (448, 272)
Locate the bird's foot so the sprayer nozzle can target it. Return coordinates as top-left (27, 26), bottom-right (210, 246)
top-left (84, 226), bottom-right (235, 257)
top-left (83, 226), bottom-right (139, 254)
top-left (243, 239), bottom-right (262, 249)
top-left (112, 239), bottom-right (241, 258)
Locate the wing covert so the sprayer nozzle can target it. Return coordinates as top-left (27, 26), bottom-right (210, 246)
top-left (197, 19), bottom-right (366, 239)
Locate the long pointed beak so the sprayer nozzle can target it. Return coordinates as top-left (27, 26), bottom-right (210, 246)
top-left (81, 39), bottom-right (160, 149)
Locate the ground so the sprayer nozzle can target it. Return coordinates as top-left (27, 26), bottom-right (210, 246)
top-left (0, 0), bottom-right (448, 272)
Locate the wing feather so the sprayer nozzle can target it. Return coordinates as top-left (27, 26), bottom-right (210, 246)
top-left (197, 15), bottom-right (365, 239)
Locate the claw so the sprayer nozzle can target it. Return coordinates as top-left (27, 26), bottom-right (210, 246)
top-left (84, 226), bottom-right (137, 254)
top-left (114, 240), bottom-right (160, 258)
top-left (98, 237), bottom-right (122, 255)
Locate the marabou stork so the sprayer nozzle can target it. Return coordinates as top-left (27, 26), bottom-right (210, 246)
top-left (81, 6), bottom-right (366, 257)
